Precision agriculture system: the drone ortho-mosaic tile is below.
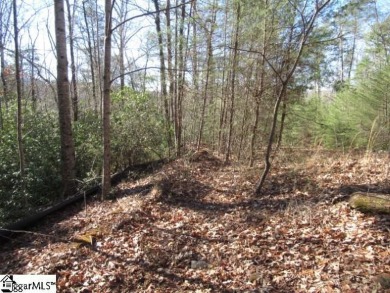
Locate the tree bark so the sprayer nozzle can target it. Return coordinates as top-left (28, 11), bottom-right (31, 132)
top-left (249, 101), bottom-right (260, 167)
top-left (218, 2), bottom-right (230, 153)
top-left (101, 0), bottom-right (113, 199)
top-left (27, 33), bottom-right (38, 112)
top-left (276, 99), bottom-right (287, 150)
top-left (165, 0), bottom-right (175, 125)
top-left (225, 1), bottom-right (241, 163)
top-left (196, 23), bottom-right (214, 150)
top-left (65, 0), bottom-right (78, 121)
top-left (152, 0), bottom-right (172, 155)
top-left (82, 0), bottom-right (98, 114)
top-left (13, 0), bottom-right (25, 180)
top-left (54, 0), bottom-right (76, 197)
top-left (174, 0), bottom-right (186, 157)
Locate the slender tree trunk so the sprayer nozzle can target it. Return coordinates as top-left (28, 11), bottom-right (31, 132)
top-left (66, 0), bottom-right (78, 121)
top-left (173, 2), bottom-right (179, 154)
top-left (249, 0), bottom-right (268, 166)
top-left (255, 0), bottom-right (331, 195)
top-left (119, 31), bottom-right (125, 91)
top-left (255, 85), bottom-right (285, 194)
top-left (339, 27), bottom-right (344, 83)
top-left (27, 33), bottom-right (39, 111)
top-left (13, 0), bottom-right (25, 180)
top-left (82, 0), bottom-right (97, 114)
top-left (152, 0), bottom-right (172, 155)
top-left (249, 101), bottom-right (260, 167)
top-left (0, 8), bottom-right (7, 129)
top-left (276, 99), bottom-right (287, 150)
top-left (175, 0), bottom-right (186, 157)
top-left (190, 0), bottom-right (199, 144)
top-left (197, 29), bottom-right (213, 150)
top-left (30, 45), bottom-right (37, 111)
top-left (101, 0), bottom-right (112, 199)
top-left (218, 88), bottom-right (228, 153)
top-left (347, 20), bottom-right (357, 81)
top-left (218, 1), bottom-right (230, 153)
top-left (54, 0), bottom-right (76, 197)
top-left (225, 2), bottom-right (241, 163)
top-left (95, 0), bottom-right (103, 116)
top-left (117, 1), bottom-right (126, 92)
top-left (166, 0), bottom-right (175, 124)
top-left (237, 86), bottom-right (251, 161)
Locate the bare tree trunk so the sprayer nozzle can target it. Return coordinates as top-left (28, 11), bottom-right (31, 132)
top-left (347, 20), bottom-right (357, 81)
top-left (225, 1), bottom-right (241, 163)
top-left (249, 101), bottom-right (260, 167)
top-left (95, 0), bottom-right (103, 116)
top-left (196, 2), bottom-right (216, 150)
top-left (276, 100), bottom-right (287, 150)
top-left (27, 32), bottom-right (39, 111)
top-left (116, 1), bottom-right (126, 92)
top-left (101, 0), bottom-right (112, 199)
top-left (255, 85), bottom-right (285, 194)
top-left (339, 27), bottom-right (344, 84)
top-left (30, 44), bottom-right (37, 111)
top-left (190, 0), bottom-right (199, 144)
top-left (152, 0), bottom-right (172, 155)
top-left (13, 0), bottom-right (25, 180)
top-left (54, 0), bottom-right (76, 197)
top-left (119, 30), bottom-right (125, 91)
top-left (66, 0), bottom-right (78, 121)
top-left (82, 0), bottom-right (98, 114)
top-left (249, 0), bottom-right (268, 166)
top-left (218, 1), bottom-right (230, 153)
top-left (196, 27), bottom-right (213, 150)
top-left (174, 0), bottom-right (186, 157)
top-left (255, 0), bottom-right (331, 195)
top-left (165, 0), bottom-right (175, 125)
top-left (237, 87), bottom-right (250, 161)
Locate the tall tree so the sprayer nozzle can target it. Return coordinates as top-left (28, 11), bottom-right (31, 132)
top-left (65, 0), bottom-right (79, 121)
top-left (82, 0), bottom-right (98, 113)
top-left (54, 0), bottom-right (76, 197)
top-left (13, 0), bottom-right (25, 179)
top-left (166, 0), bottom-right (175, 140)
top-left (255, 0), bottom-right (332, 195)
top-left (101, 0), bottom-right (113, 199)
top-left (152, 0), bottom-right (172, 154)
top-left (174, 0), bottom-right (186, 157)
top-left (196, 0), bottom-right (217, 150)
top-left (225, 1), bottom-right (241, 162)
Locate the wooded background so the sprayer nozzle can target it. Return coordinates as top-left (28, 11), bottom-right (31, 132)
top-left (0, 0), bottom-right (389, 224)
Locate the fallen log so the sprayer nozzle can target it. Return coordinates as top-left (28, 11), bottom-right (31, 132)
top-left (349, 192), bottom-right (390, 214)
top-left (0, 159), bottom-right (166, 241)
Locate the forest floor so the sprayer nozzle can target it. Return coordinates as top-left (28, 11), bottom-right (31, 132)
top-left (1, 149), bottom-right (390, 292)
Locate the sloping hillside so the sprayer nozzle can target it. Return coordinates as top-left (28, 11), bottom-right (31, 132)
top-left (1, 150), bottom-right (390, 292)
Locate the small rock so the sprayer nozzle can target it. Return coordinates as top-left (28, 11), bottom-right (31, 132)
top-left (191, 260), bottom-right (208, 269)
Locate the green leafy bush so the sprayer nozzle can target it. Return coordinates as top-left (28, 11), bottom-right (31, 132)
top-left (0, 89), bottom-right (168, 225)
